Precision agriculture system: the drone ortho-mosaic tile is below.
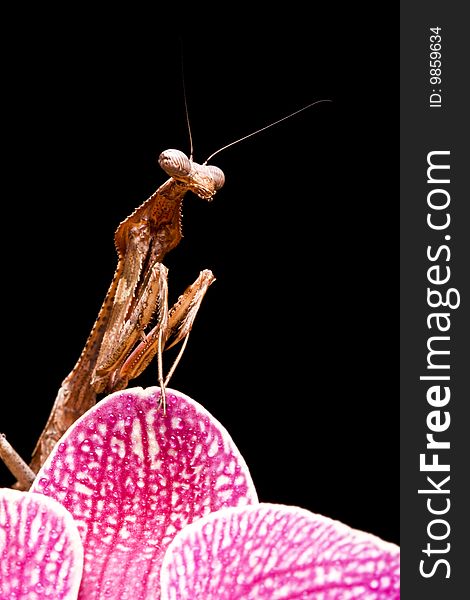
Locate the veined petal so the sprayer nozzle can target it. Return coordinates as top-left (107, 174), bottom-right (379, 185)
top-left (160, 503), bottom-right (400, 599)
top-left (0, 487), bottom-right (83, 599)
top-left (31, 387), bottom-right (257, 599)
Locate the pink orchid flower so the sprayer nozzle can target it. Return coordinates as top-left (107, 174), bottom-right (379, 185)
top-left (0, 387), bottom-right (399, 599)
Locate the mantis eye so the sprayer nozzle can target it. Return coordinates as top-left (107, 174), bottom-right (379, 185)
top-left (206, 165), bottom-right (225, 191)
top-left (158, 149), bottom-right (192, 179)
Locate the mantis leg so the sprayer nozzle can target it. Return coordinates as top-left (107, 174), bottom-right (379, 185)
top-left (91, 223), bottom-right (160, 392)
top-left (113, 269), bottom-right (215, 410)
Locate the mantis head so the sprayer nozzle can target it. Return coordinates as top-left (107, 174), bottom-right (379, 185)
top-left (159, 149), bottom-right (225, 201)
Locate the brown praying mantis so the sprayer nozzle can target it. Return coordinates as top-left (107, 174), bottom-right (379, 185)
top-left (28, 150), bottom-right (224, 477)
top-left (1, 99), bottom-right (330, 489)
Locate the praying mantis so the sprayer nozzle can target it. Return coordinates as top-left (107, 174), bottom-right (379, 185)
top-left (28, 150), bottom-right (225, 476)
top-left (0, 98), bottom-right (330, 489)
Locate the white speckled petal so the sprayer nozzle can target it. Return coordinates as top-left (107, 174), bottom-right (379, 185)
top-left (31, 387), bottom-right (257, 599)
top-left (160, 503), bottom-right (400, 600)
top-left (0, 488), bottom-right (83, 599)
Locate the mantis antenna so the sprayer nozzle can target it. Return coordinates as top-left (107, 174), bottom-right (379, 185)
top-left (179, 40), bottom-right (328, 166)
top-left (181, 53), bottom-right (194, 161)
top-left (203, 99), bottom-right (332, 165)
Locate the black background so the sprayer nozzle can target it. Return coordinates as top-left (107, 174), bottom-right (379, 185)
top-left (1, 7), bottom-right (397, 544)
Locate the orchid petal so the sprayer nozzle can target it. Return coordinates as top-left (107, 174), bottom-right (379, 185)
top-left (160, 503), bottom-right (400, 599)
top-left (0, 487), bottom-right (83, 599)
top-left (31, 387), bottom-right (257, 599)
